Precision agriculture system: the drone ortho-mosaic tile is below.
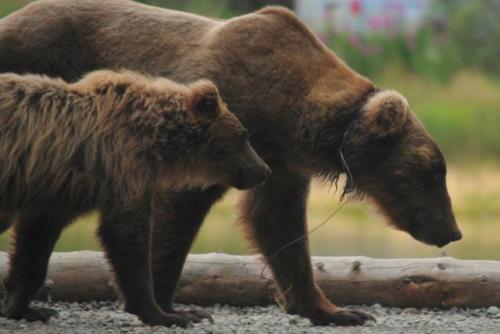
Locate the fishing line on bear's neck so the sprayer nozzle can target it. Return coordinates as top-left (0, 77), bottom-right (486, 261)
top-left (339, 149), bottom-right (354, 201)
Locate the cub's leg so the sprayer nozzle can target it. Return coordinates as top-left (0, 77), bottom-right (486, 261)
top-left (151, 185), bottom-right (226, 323)
top-left (1, 213), bottom-right (64, 322)
top-left (98, 201), bottom-right (192, 328)
top-left (239, 167), bottom-right (375, 326)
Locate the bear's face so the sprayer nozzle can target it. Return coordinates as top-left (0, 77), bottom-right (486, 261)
top-left (187, 81), bottom-right (271, 190)
top-left (350, 91), bottom-right (462, 247)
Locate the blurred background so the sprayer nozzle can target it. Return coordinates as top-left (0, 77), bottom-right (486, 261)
top-left (1, 0), bottom-right (499, 259)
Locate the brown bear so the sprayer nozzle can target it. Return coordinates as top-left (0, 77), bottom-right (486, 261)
top-left (0, 70), bottom-right (270, 327)
top-left (0, 0), bottom-right (462, 327)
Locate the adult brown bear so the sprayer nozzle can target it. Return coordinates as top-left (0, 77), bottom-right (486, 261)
top-left (0, 0), bottom-right (462, 327)
top-left (0, 70), bottom-right (270, 326)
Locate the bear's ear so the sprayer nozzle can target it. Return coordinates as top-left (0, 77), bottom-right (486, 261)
top-left (191, 80), bottom-right (221, 124)
top-left (362, 90), bottom-right (410, 137)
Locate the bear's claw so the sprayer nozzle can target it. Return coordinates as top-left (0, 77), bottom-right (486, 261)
top-left (176, 309), bottom-right (214, 323)
top-left (309, 308), bottom-right (376, 326)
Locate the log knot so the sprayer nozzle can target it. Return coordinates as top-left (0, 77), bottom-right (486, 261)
top-left (351, 260), bottom-right (362, 271)
top-left (315, 262), bottom-right (325, 271)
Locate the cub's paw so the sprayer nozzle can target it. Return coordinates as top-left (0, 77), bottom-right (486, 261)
top-left (308, 308), bottom-right (375, 326)
top-left (1, 306), bottom-right (58, 322)
top-left (23, 307), bottom-right (59, 322)
top-left (176, 309), bottom-right (214, 323)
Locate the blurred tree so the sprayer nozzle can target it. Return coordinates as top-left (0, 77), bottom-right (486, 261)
top-left (451, 0), bottom-right (500, 74)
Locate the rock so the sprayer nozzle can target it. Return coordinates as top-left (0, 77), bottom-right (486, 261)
top-left (487, 306), bottom-right (500, 315)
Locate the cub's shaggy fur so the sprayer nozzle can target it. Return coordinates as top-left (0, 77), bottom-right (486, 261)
top-left (0, 70), bottom-right (269, 327)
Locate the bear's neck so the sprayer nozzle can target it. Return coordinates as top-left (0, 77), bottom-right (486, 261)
top-left (294, 88), bottom-right (376, 178)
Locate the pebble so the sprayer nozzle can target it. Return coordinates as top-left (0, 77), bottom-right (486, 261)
top-left (487, 306), bottom-right (500, 315)
top-left (0, 302), bottom-right (500, 333)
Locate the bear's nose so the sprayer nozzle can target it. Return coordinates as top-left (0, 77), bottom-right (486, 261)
top-left (450, 229), bottom-right (462, 242)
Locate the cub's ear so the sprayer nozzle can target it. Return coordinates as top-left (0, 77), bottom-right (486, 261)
top-left (191, 80), bottom-right (221, 124)
top-left (362, 90), bottom-right (410, 137)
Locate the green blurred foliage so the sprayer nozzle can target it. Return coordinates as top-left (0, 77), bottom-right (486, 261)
top-left (327, 0), bottom-right (500, 81)
top-left (137, 0), bottom-right (292, 18)
top-left (0, 0), bottom-right (26, 17)
top-left (451, 0), bottom-right (500, 74)
top-left (138, 0), bottom-right (235, 18)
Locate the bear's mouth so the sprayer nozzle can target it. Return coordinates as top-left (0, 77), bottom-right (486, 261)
top-left (406, 220), bottom-right (463, 248)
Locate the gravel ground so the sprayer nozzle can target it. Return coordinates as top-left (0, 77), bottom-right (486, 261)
top-left (1, 302), bottom-right (500, 334)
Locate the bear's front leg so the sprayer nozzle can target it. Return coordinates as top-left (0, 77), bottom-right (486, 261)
top-left (98, 203), bottom-right (192, 328)
top-left (239, 167), bottom-right (374, 326)
top-left (1, 212), bottom-right (64, 322)
top-left (151, 186), bottom-right (226, 323)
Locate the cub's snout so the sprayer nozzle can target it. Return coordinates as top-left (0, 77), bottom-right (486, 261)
top-left (230, 142), bottom-right (271, 190)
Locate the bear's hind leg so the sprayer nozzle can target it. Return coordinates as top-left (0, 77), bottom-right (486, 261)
top-left (239, 167), bottom-right (375, 326)
top-left (98, 203), bottom-right (192, 328)
top-left (1, 213), bottom-right (64, 322)
top-left (151, 186), bottom-right (226, 323)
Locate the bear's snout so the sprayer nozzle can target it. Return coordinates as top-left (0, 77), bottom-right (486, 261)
top-left (449, 229), bottom-right (463, 242)
top-left (434, 228), bottom-right (462, 248)
top-left (421, 223), bottom-right (462, 248)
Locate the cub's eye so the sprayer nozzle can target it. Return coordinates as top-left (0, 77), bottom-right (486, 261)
top-left (212, 147), bottom-right (228, 158)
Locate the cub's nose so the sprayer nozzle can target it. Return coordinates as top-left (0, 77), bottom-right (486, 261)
top-left (262, 164), bottom-right (272, 182)
top-left (232, 163), bottom-right (271, 190)
top-left (251, 162), bottom-right (272, 187)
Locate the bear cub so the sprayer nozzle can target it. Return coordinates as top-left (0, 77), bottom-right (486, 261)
top-left (0, 70), bottom-right (270, 327)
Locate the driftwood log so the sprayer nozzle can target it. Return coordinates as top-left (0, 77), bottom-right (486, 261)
top-left (1, 251), bottom-right (500, 308)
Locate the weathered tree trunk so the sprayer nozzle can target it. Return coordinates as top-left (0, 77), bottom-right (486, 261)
top-left (1, 251), bottom-right (500, 308)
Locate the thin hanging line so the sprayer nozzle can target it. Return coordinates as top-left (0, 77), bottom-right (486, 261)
top-left (260, 200), bottom-right (347, 279)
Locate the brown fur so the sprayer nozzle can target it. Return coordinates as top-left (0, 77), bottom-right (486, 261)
top-left (0, 70), bottom-right (270, 326)
top-left (0, 1), bottom-right (460, 327)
